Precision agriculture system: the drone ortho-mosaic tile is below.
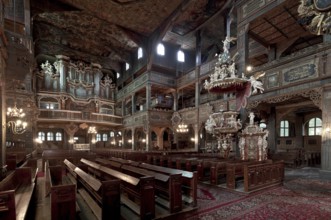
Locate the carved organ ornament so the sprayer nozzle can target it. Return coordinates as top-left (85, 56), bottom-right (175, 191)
top-left (37, 56), bottom-right (116, 100)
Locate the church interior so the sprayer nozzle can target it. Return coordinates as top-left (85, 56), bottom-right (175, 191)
top-left (1, 0), bottom-right (331, 219)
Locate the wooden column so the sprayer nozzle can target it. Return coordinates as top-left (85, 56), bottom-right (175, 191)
top-left (321, 85), bottom-right (331, 178)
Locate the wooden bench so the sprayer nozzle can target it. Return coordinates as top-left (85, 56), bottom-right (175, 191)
top-left (96, 157), bottom-right (182, 213)
top-left (45, 160), bottom-right (77, 220)
top-left (138, 162), bottom-right (197, 207)
top-left (226, 160), bottom-right (275, 190)
top-left (74, 165), bottom-right (121, 220)
top-left (244, 161), bottom-right (284, 192)
top-left (42, 150), bottom-right (96, 170)
top-left (0, 167), bottom-right (35, 220)
top-left (271, 152), bottom-right (300, 167)
top-left (80, 158), bottom-right (155, 220)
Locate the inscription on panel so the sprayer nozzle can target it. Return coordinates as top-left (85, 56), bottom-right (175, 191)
top-left (282, 60), bottom-right (318, 84)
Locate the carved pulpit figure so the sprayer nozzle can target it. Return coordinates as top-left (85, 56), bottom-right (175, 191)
top-left (249, 112), bottom-right (255, 125)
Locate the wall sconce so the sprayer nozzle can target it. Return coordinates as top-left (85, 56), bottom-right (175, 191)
top-left (259, 119), bottom-right (267, 129)
top-left (35, 138), bottom-right (43, 144)
top-left (128, 139), bottom-right (132, 143)
top-left (246, 65), bottom-right (253, 72)
top-left (68, 139), bottom-right (75, 144)
top-left (91, 139), bottom-right (96, 144)
top-left (141, 139), bottom-right (146, 143)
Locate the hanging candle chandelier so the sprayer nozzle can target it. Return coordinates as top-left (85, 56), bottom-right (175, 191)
top-left (7, 103), bottom-right (28, 134)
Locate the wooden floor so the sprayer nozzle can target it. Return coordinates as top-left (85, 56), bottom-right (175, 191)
top-left (30, 158), bottom-right (322, 220)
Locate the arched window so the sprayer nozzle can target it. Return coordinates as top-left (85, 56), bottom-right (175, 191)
top-left (308, 117), bottom-right (322, 136)
top-left (102, 134), bottom-right (108, 141)
top-left (157, 43), bottom-right (165, 56)
top-left (177, 50), bottom-right (185, 62)
top-left (55, 132), bottom-right (62, 141)
top-left (38, 132), bottom-right (45, 141)
top-left (125, 63), bottom-right (130, 70)
top-left (280, 120), bottom-right (289, 137)
top-left (110, 131), bottom-right (115, 137)
top-left (138, 47), bottom-right (143, 59)
top-left (47, 132), bottom-right (54, 141)
top-left (96, 134), bottom-right (101, 141)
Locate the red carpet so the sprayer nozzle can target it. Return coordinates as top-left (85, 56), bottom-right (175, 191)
top-left (187, 178), bottom-right (331, 219)
top-left (37, 171), bottom-right (44, 178)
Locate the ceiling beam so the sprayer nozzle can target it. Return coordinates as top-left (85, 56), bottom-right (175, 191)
top-left (263, 17), bottom-right (289, 39)
top-left (248, 30), bottom-right (270, 48)
top-left (183, 0), bottom-right (233, 37)
top-left (146, 0), bottom-right (194, 70)
top-left (115, 25), bottom-right (147, 47)
top-left (283, 6), bottom-right (307, 32)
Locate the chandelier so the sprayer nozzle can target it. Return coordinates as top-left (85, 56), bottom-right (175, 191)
top-left (87, 126), bottom-right (97, 134)
top-left (7, 103), bottom-right (28, 134)
top-left (176, 122), bottom-right (189, 133)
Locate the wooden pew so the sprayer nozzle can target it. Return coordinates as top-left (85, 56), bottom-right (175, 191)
top-left (80, 158), bottom-right (155, 220)
top-left (42, 150), bottom-right (96, 170)
top-left (138, 163), bottom-right (197, 207)
top-left (0, 168), bottom-right (35, 220)
top-left (96, 157), bottom-right (183, 213)
top-left (226, 160), bottom-right (279, 190)
top-left (121, 164), bottom-right (182, 213)
top-left (45, 160), bottom-right (77, 220)
top-left (244, 161), bottom-right (284, 192)
top-left (74, 166), bottom-right (121, 220)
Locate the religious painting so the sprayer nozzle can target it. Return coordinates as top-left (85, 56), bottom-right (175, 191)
top-left (228, 99), bottom-right (236, 111)
top-left (267, 72), bottom-right (279, 88)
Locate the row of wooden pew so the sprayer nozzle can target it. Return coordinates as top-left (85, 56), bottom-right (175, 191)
top-left (0, 158), bottom-right (39, 220)
top-left (46, 156), bottom-right (197, 220)
top-left (146, 154), bottom-right (284, 192)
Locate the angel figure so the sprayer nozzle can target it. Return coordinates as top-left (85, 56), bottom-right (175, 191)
top-left (250, 75), bottom-right (264, 94)
top-left (205, 115), bottom-right (216, 133)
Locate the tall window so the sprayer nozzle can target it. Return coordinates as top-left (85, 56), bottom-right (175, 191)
top-left (125, 63), bottom-right (130, 70)
top-left (47, 132), bottom-right (54, 141)
top-left (110, 131), bottom-right (115, 137)
top-left (157, 43), bottom-right (165, 56)
top-left (280, 120), bottom-right (289, 137)
top-left (308, 117), bottom-right (322, 136)
top-left (96, 133), bottom-right (101, 141)
top-left (102, 134), bottom-right (108, 141)
top-left (177, 50), bottom-right (185, 62)
top-left (55, 132), bottom-right (62, 141)
top-left (38, 132), bottom-right (45, 141)
top-left (138, 47), bottom-right (143, 59)
top-left (117, 72), bottom-right (120, 79)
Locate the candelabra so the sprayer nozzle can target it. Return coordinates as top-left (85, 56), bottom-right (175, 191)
top-left (7, 103), bottom-right (27, 134)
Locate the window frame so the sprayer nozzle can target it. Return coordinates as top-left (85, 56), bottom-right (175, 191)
top-left (157, 43), bottom-right (165, 56)
top-left (280, 120), bottom-right (289, 137)
top-left (308, 117), bottom-right (322, 136)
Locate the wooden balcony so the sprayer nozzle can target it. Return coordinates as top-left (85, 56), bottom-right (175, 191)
top-left (38, 109), bottom-right (122, 126)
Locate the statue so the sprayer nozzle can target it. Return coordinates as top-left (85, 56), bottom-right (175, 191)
top-left (229, 61), bottom-right (236, 78)
top-left (249, 112), bottom-right (255, 125)
top-left (205, 115), bottom-right (216, 133)
top-left (239, 137), bottom-right (245, 160)
top-left (249, 75), bottom-right (264, 94)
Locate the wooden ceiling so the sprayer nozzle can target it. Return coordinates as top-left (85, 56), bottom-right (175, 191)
top-left (247, 0), bottom-right (322, 67)
top-left (30, 0), bottom-right (231, 71)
